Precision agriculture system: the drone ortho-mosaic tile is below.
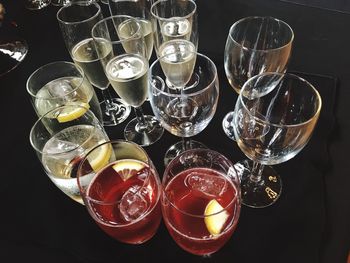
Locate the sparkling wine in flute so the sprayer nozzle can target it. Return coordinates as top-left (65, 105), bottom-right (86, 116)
top-left (34, 76), bottom-right (102, 119)
top-left (106, 54), bottom-right (149, 107)
top-left (117, 19), bottom-right (154, 60)
top-left (42, 124), bottom-right (109, 204)
top-left (159, 40), bottom-right (196, 89)
top-left (161, 18), bottom-right (191, 42)
top-left (71, 38), bottom-right (113, 89)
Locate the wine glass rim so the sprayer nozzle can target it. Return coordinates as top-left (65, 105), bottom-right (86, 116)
top-left (91, 15), bottom-right (143, 45)
top-left (150, 0), bottom-right (197, 21)
top-left (239, 72), bottom-right (322, 128)
top-left (56, 1), bottom-right (101, 25)
top-left (77, 140), bottom-right (162, 227)
top-left (29, 105), bottom-right (97, 154)
top-left (26, 61), bottom-right (88, 99)
top-left (150, 51), bottom-right (218, 97)
top-left (228, 16), bottom-right (294, 52)
top-left (162, 148), bottom-right (241, 219)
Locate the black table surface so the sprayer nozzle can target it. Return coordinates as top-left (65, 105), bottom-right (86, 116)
top-left (2, 0), bottom-right (349, 262)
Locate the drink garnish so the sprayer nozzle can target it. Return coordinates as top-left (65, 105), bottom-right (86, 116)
top-left (87, 143), bottom-right (112, 172)
top-left (56, 102), bottom-right (90, 123)
top-left (112, 160), bottom-right (145, 181)
top-left (204, 199), bottom-right (229, 236)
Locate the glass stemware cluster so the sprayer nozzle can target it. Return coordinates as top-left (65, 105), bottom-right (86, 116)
top-left (26, 0), bottom-right (323, 258)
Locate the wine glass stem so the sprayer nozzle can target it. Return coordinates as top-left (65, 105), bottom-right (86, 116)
top-left (101, 88), bottom-right (117, 111)
top-left (133, 106), bottom-right (148, 132)
top-left (250, 162), bottom-right (265, 183)
top-left (181, 137), bottom-right (191, 151)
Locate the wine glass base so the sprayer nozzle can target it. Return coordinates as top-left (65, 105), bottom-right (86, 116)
top-left (100, 98), bottom-right (131, 127)
top-left (51, 0), bottom-right (68, 6)
top-left (235, 159), bottom-right (282, 208)
top-left (124, 115), bottom-right (164, 146)
top-left (164, 140), bottom-right (207, 166)
top-left (0, 39), bottom-right (28, 77)
top-left (25, 0), bottom-right (51, 10)
top-left (222, 111), bottom-right (236, 141)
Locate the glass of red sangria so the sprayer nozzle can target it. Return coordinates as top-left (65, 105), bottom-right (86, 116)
top-left (161, 148), bottom-right (241, 256)
top-left (77, 140), bottom-right (162, 244)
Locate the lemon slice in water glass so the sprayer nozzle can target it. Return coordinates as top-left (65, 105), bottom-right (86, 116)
top-left (56, 102), bottom-right (90, 123)
top-left (204, 199), bottom-right (229, 236)
top-left (87, 143), bottom-right (112, 172)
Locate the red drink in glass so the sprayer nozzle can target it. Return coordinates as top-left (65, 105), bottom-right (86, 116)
top-left (84, 159), bottom-right (161, 244)
top-left (162, 149), bottom-right (241, 256)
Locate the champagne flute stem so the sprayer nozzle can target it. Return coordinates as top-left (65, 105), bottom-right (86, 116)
top-left (181, 137), bottom-right (191, 151)
top-left (250, 162), bottom-right (265, 183)
top-left (133, 106), bottom-right (148, 131)
top-left (101, 88), bottom-right (116, 111)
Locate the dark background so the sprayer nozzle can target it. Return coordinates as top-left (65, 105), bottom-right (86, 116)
top-left (1, 0), bottom-right (349, 262)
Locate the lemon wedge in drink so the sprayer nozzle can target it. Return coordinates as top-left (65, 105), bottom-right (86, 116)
top-left (87, 143), bottom-right (112, 172)
top-left (56, 102), bottom-right (90, 123)
top-left (204, 199), bottom-right (229, 236)
top-left (112, 160), bottom-right (145, 181)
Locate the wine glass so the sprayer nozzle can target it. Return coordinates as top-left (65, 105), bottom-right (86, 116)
top-left (162, 148), bottom-right (241, 256)
top-left (92, 15), bottom-right (163, 146)
top-left (26, 61), bottom-right (103, 122)
top-left (25, 0), bottom-right (51, 10)
top-left (149, 51), bottom-right (219, 165)
top-left (29, 104), bottom-right (110, 204)
top-left (222, 16), bottom-right (294, 140)
top-left (108, 0), bottom-right (154, 61)
top-left (0, 4), bottom-right (28, 76)
top-left (77, 140), bottom-right (162, 244)
top-left (232, 72), bottom-right (322, 208)
top-left (57, 1), bottom-right (131, 127)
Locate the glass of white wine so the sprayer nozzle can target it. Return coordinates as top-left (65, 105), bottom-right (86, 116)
top-left (92, 15), bottom-right (164, 146)
top-left (149, 51), bottom-right (219, 165)
top-left (26, 61), bottom-right (103, 123)
top-left (222, 16), bottom-right (294, 140)
top-left (57, 1), bottom-right (131, 127)
top-left (109, 0), bottom-right (154, 61)
top-left (29, 104), bottom-right (110, 204)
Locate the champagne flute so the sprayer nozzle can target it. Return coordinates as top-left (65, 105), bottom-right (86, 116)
top-left (57, 1), bottom-right (131, 127)
top-left (233, 72), bottom-right (322, 208)
top-left (223, 16), bottom-right (294, 140)
top-left (108, 0), bottom-right (154, 61)
top-left (92, 15), bottom-right (163, 146)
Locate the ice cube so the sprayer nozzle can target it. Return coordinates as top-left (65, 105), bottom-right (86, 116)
top-left (119, 185), bottom-right (149, 222)
top-left (43, 137), bottom-right (80, 154)
top-left (185, 171), bottom-right (227, 198)
top-left (46, 78), bottom-right (76, 98)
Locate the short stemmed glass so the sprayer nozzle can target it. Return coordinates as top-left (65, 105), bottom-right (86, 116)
top-left (29, 104), bottom-right (109, 204)
top-left (57, 1), bottom-right (131, 127)
top-left (108, 0), bottom-right (154, 61)
top-left (162, 148), bottom-right (241, 256)
top-left (223, 16), bottom-right (294, 140)
top-left (232, 72), bottom-right (322, 208)
top-left (26, 61), bottom-right (103, 122)
top-left (77, 140), bottom-right (162, 244)
top-left (92, 15), bottom-right (163, 146)
top-left (149, 51), bottom-right (219, 165)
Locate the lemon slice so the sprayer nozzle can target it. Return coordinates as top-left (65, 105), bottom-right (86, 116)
top-left (204, 199), bottom-right (229, 236)
top-left (112, 160), bottom-right (145, 181)
top-left (56, 102), bottom-right (90, 123)
top-left (87, 143), bottom-right (112, 172)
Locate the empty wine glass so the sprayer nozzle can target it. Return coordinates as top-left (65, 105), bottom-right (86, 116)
top-left (25, 0), bottom-right (51, 10)
top-left (57, 1), bottom-right (131, 126)
top-left (232, 72), bottom-right (322, 208)
top-left (223, 16), bottom-right (294, 140)
top-left (109, 0), bottom-right (154, 60)
top-left (149, 51), bottom-right (219, 165)
top-left (92, 15), bottom-right (163, 146)
top-left (29, 104), bottom-right (109, 204)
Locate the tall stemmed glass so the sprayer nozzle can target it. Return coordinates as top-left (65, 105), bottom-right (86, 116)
top-left (108, 0), bottom-right (154, 61)
top-left (57, 2), bottom-right (131, 127)
top-left (223, 16), bottom-right (294, 140)
top-left (92, 15), bottom-right (163, 146)
top-left (232, 72), bottom-right (322, 208)
top-left (149, 51), bottom-right (219, 165)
